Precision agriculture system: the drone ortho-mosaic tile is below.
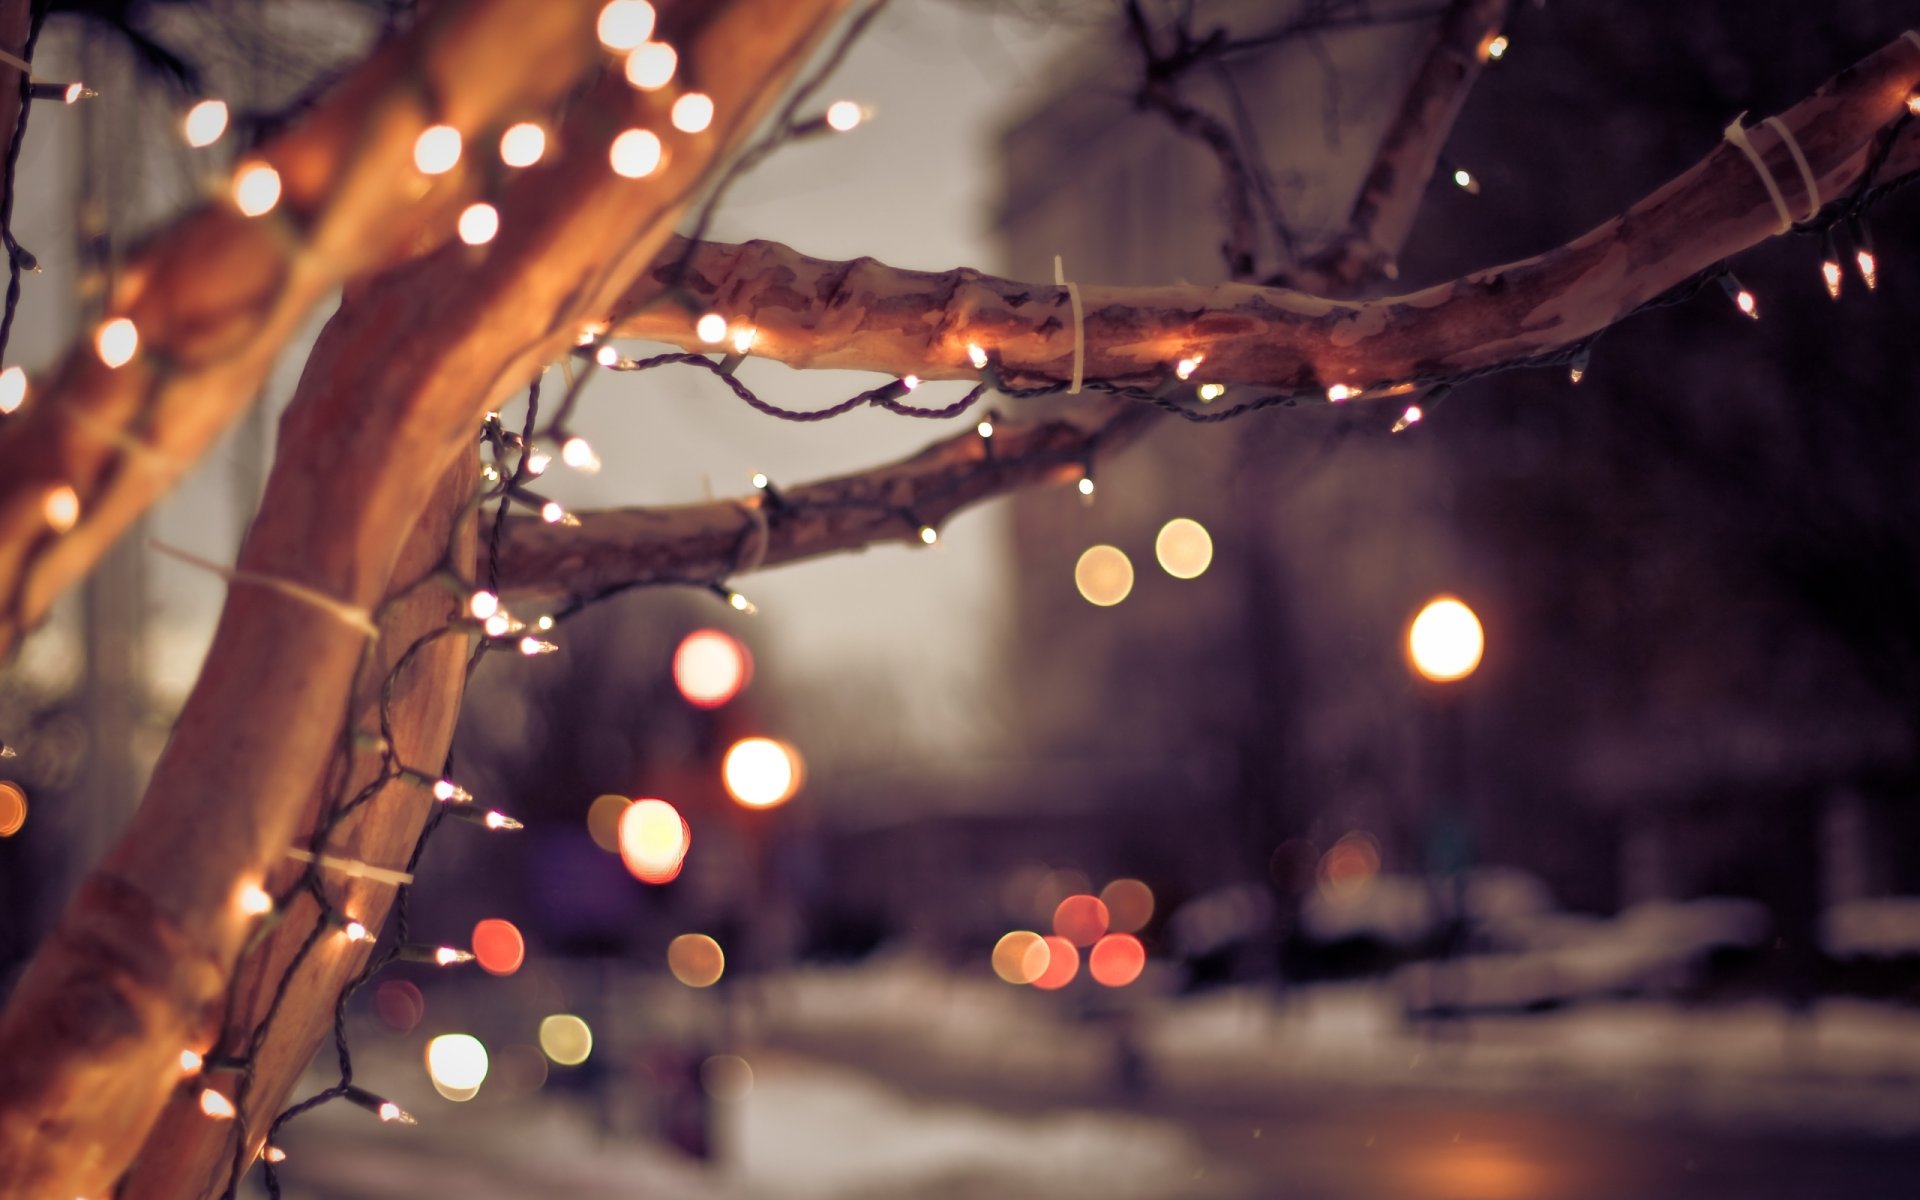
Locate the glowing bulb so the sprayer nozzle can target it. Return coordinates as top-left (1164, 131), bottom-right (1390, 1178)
top-left (751, 472), bottom-right (771, 491)
top-left (976, 419), bottom-right (994, 439)
top-left (199, 1088), bottom-right (237, 1120)
top-left (541, 501), bottom-right (566, 524)
top-left (1327, 383), bottom-right (1353, 402)
top-left (902, 374), bottom-right (920, 390)
top-left (1856, 249), bottom-right (1878, 291)
top-left (1736, 288), bottom-right (1759, 318)
top-left (413, 124), bottom-right (462, 175)
top-left (1074, 545), bottom-right (1134, 607)
top-left (619, 798), bottom-right (691, 883)
top-left (426, 1033), bottom-right (490, 1095)
top-left (1822, 258), bottom-right (1843, 300)
top-left (696, 313), bottom-right (728, 344)
top-left (435, 946), bottom-right (473, 966)
top-left (377, 1101), bottom-right (412, 1124)
top-left (518, 637), bottom-right (557, 656)
top-left (500, 122), bottom-right (546, 167)
top-left (1077, 475), bottom-right (1095, 497)
top-left (42, 485), bottom-right (79, 532)
top-left (0, 365), bottom-right (25, 414)
top-left (484, 613), bottom-right (510, 636)
top-left (671, 93), bottom-right (714, 134)
top-left (609, 128), bottom-right (663, 178)
top-left (1483, 33), bottom-right (1509, 60)
top-left (1407, 595), bottom-right (1484, 683)
top-left (183, 99), bottom-right (228, 147)
top-left (730, 325), bottom-right (757, 354)
top-left (1452, 168), bottom-right (1480, 193)
top-left (918, 525), bottom-right (938, 546)
top-left (523, 449), bottom-right (550, 476)
top-left (624, 41), bottom-right (677, 90)
top-left (95, 317), bottom-right (138, 368)
top-left (431, 779), bottom-right (471, 803)
top-left (457, 202), bottom-right (499, 245)
top-left (1154, 517), bottom-right (1213, 580)
top-left (825, 100), bottom-right (864, 132)
top-left (469, 591), bottom-right (499, 620)
top-left (597, 0), bottom-right (656, 50)
top-left (263, 1146), bottom-right (287, 1164)
top-left (342, 920), bottom-right (369, 942)
top-left (237, 884), bottom-right (273, 916)
top-left (1196, 382), bottom-right (1224, 402)
top-left (179, 1049), bottom-right (204, 1074)
top-left (561, 436), bottom-right (600, 472)
top-left (1908, 91), bottom-right (1920, 116)
top-left (727, 591), bottom-right (755, 613)
top-left (722, 737), bottom-right (802, 809)
top-left (967, 342), bottom-right (988, 369)
top-left (229, 162), bottom-right (282, 217)
top-left (1391, 405), bottom-right (1424, 433)
top-left (1175, 355), bottom-right (1202, 380)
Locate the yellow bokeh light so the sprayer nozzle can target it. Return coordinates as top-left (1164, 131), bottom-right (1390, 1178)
top-left (538, 1014), bottom-right (593, 1066)
top-left (722, 737), bottom-right (801, 809)
top-left (1098, 878), bottom-right (1154, 934)
top-left (94, 317), bottom-right (138, 368)
top-left (231, 162), bottom-right (280, 216)
top-left (499, 122), bottom-right (546, 167)
top-left (587, 793), bottom-right (629, 853)
top-left (42, 486), bottom-right (79, 533)
top-left (425, 1033), bottom-right (488, 1101)
top-left (183, 98), bottom-right (228, 147)
top-left (0, 781), bottom-right (25, 837)
top-left (671, 92), bottom-right (715, 134)
top-left (1074, 545), bottom-right (1133, 607)
top-left (413, 124), bottom-right (462, 175)
top-left (1154, 518), bottom-right (1213, 580)
top-left (1407, 595), bottom-right (1484, 682)
top-left (624, 41), bottom-right (677, 91)
top-left (668, 933), bottom-right (725, 988)
top-left (596, 0), bottom-right (655, 50)
top-left (457, 202), bottom-right (499, 246)
top-left (619, 798), bottom-right (690, 883)
top-left (991, 930), bottom-right (1050, 985)
top-left (610, 128), bottom-right (663, 178)
top-left (673, 629), bottom-right (750, 708)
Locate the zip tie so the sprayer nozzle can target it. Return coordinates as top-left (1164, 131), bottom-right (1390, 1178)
top-left (1723, 113), bottom-right (1795, 233)
top-left (1053, 254), bottom-right (1085, 396)
top-left (151, 541), bottom-right (381, 639)
top-left (286, 847), bottom-right (414, 886)
top-left (1760, 116), bottom-right (1820, 221)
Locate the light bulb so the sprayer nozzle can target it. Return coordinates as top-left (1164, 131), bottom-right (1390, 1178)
top-left (183, 99), bottom-right (228, 147)
top-left (1856, 249), bottom-right (1878, 291)
top-left (199, 1088), bottom-right (237, 1120)
top-left (561, 436), bottom-right (600, 472)
top-left (457, 203), bottom-right (499, 246)
top-left (0, 365), bottom-right (25, 414)
top-left (1822, 258), bottom-right (1843, 300)
top-left (1327, 383), bottom-right (1353, 402)
top-left (179, 1049), bottom-right (204, 1074)
top-left (1175, 356), bottom-right (1201, 380)
top-left (730, 325), bottom-right (757, 354)
top-left (918, 525), bottom-right (938, 545)
top-left (42, 485), bottom-right (79, 532)
top-left (610, 128), bottom-right (663, 178)
top-left (624, 41), bottom-right (677, 91)
top-left (977, 419), bottom-right (994, 439)
top-left (95, 318), bottom-right (140, 367)
top-left (696, 313), bottom-right (728, 344)
top-left (902, 375), bottom-right (920, 390)
top-left (1196, 383), bottom-right (1224, 401)
top-left (1391, 405), bottom-right (1424, 433)
top-left (413, 124), bottom-right (462, 175)
top-left (671, 93), bottom-right (714, 134)
top-left (237, 884), bottom-right (273, 916)
top-left (1076, 476), bottom-right (1095, 497)
top-left (597, 0), bottom-right (656, 50)
top-left (431, 779), bottom-right (472, 803)
top-left (499, 122), bottom-right (545, 167)
top-left (825, 100), bottom-right (864, 132)
top-left (967, 342), bottom-right (988, 369)
top-left (342, 920), bottom-right (369, 942)
top-left (519, 637), bottom-right (557, 656)
top-left (232, 163), bottom-right (282, 217)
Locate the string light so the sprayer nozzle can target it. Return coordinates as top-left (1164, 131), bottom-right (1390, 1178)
top-left (967, 342), bottom-right (989, 369)
top-left (413, 125), bottom-right (461, 175)
top-left (183, 99), bottom-right (228, 147)
top-left (695, 313), bottom-right (728, 344)
top-left (397, 943), bottom-right (474, 966)
top-left (499, 122), bottom-right (545, 167)
top-left (468, 591), bottom-right (498, 620)
top-left (671, 93), bottom-right (715, 134)
top-left (1718, 272), bottom-right (1760, 319)
top-left (179, 1049), bottom-right (204, 1074)
top-left (1196, 382), bottom-right (1224, 402)
top-left (1175, 355), bottom-right (1202, 380)
top-left (1851, 218), bottom-right (1877, 290)
top-left (825, 100), bottom-right (865, 132)
top-left (1820, 230), bottom-right (1844, 300)
top-left (1076, 474), bottom-right (1095, 497)
top-left (976, 418), bottom-right (994, 439)
top-left (29, 81), bottom-right (95, 104)
top-left (730, 325), bottom-right (757, 355)
top-left (198, 1089), bottom-right (237, 1120)
top-left (596, 0), bottom-right (656, 51)
top-left (609, 128), bottom-right (664, 178)
top-left (1390, 405), bottom-right (1423, 433)
top-left (624, 41), bottom-right (677, 91)
top-left (1481, 33), bottom-right (1509, 61)
top-left (94, 316), bottom-right (138, 367)
top-left (237, 884), bottom-right (274, 916)
top-left (560, 436), bottom-right (600, 473)
top-left (0, 364), bottom-right (24, 413)
top-left (457, 203), bottom-right (499, 246)
top-left (42, 485), bottom-right (79, 533)
top-left (518, 636), bottom-right (558, 656)
top-left (918, 525), bottom-right (938, 545)
top-left (263, 1146), bottom-right (287, 1165)
top-left (1908, 91), bottom-right (1920, 117)
top-left (430, 778), bottom-right (473, 804)
top-left (232, 163), bottom-right (282, 217)
top-left (443, 804), bottom-right (524, 831)
top-left (1569, 345), bottom-right (1591, 384)
top-left (1452, 167), bottom-right (1480, 194)
top-left (342, 1085), bottom-right (416, 1124)
top-left (594, 344), bottom-right (620, 367)
top-left (1327, 383), bottom-right (1353, 402)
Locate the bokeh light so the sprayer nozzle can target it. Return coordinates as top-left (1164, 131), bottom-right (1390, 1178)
top-left (701, 1054), bottom-right (754, 1099)
top-left (672, 629), bottom-right (751, 708)
top-left (587, 793), bottom-right (630, 853)
top-left (1407, 595), bottom-right (1484, 682)
top-left (610, 128), bottom-right (664, 178)
top-left (412, 124), bottom-right (462, 175)
top-left (499, 122), bottom-right (546, 167)
top-left (0, 782), bottom-right (25, 837)
top-left (231, 163), bottom-right (280, 217)
top-left (492, 1044), bottom-right (549, 1098)
top-left (538, 1014), bottom-right (593, 1066)
top-left (722, 737), bottom-right (802, 809)
top-left (668, 933), bottom-right (725, 987)
top-left (991, 930), bottom-right (1050, 985)
top-left (425, 1033), bottom-right (489, 1101)
top-left (671, 92), bottom-right (715, 133)
top-left (1089, 933), bottom-right (1146, 987)
top-left (624, 41), bottom-right (677, 90)
top-left (596, 0), bottom-right (656, 50)
top-left (1319, 831), bottom-right (1382, 896)
top-left (1074, 545), bottom-right (1134, 607)
top-left (1052, 894), bottom-right (1109, 947)
top-left (182, 98), bottom-right (228, 147)
top-left (471, 918), bottom-right (525, 976)
top-left (373, 980), bottom-right (424, 1032)
top-left (1031, 936), bottom-right (1079, 990)
top-left (1098, 878), bottom-right (1154, 934)
top-left (1154, 518), bottom-right (1213, 579)
top-left (619, 798), bottom-right (690, 883)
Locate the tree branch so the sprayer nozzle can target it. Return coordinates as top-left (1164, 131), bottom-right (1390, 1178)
top-left (607, 33), bottom-right (1920, 399)
top-left (0, 0), bottom-right (609, 660)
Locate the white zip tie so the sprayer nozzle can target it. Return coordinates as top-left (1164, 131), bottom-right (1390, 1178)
top-left (1723, 113), bottom-right (1796, 233)
top-left (1761, 116), bottom-right (1820, 221)
top-left (1053, 255), bottom-right (1085, 396)
top-left (151, 541), bottom-right (381, 639)
top-left (286, 847), bottom-right (414, 886)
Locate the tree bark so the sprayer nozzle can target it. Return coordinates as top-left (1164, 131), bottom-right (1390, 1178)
top-left (0, 2), bottom-right (853, 1195)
